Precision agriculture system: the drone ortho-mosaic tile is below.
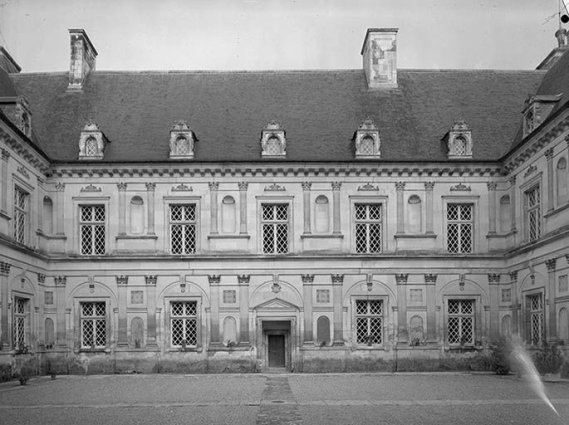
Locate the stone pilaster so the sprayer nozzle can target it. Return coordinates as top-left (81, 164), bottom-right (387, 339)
top-left (331, 182), bottom-right (342, 235)
top-left (0, 149), bottom-right (9, 215)
top-left (208, 275), bottom-right (221, 344)
top-left (302, 274), bottom-right (314, 343)
top-left (488, 273), bottom-right (500, 337)
top-left (145, 183), bottom-right (156, 235)
top-left (238, 182), bottom-right (248, 234)
top-left (424, 182), bottom-right (435, 234)
top-left (509, 271), bottom-right (519, 334)
top-left (546, 258), bottom-right (557, 342)
top-left (395, 182), bottom-right (405, 234)
top-left (209, 182), bottom-right (219, 235)
top-left (237, 274), bottom-right (250, 344)
top-left (302, 182), bottom-right (312, 235)
top-left (487, 182), bottom-right (497, 234)
top-left (424, 274), bottom-right (437, 343)
top-left (331, 274), bottom-right (344, 344)
top-left (509, 176), bottom-right (517, 234)
top-left (55, 183), bottom-right (66, 235)
top-left (116, 275), bottom-right (128, 346)
top-left (145, 275), bottom-right (157, 346)
top-left (0, 261), bottom-right (11, 348)
top-left (545, 148), bottom-right (555, 212)
top-left (54, 276), bottom-right (67, 347)
top-left (117, 182), bottom-right (127, 235)
top-left (395, 273), bottom-right (408, 342)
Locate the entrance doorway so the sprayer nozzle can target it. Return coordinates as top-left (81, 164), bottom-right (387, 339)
top-left (268, 334), bottom-right (285, 367)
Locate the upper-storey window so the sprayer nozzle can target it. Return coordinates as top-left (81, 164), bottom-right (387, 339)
top-left (169, 120), bottom-right (197, 159)
top-left (262, 204), bottom-right (289, 254)
top-left (446, 204), bottom-right (473, 253)
top-left (354, 203), bottom-right (382, 253)
top-left (80, 205), bottom-right (106, 255)
top-left (525, 185), bottom-right (541, 242)
top-left (260, 121), bottom-right (286, 157)
top-left (13, 186), bottom-right (28, 245)
top-left (557, 157), bottom-right (568, 205)
top-left (170, 204), bottom-right (197, 254)
top-left (354, 119), bottom-right (380, 159)
top-left (446, 120), bottom-right (472, 159)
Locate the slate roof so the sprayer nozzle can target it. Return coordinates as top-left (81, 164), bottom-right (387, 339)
top-left (7, 68), bottom-right (544, 163)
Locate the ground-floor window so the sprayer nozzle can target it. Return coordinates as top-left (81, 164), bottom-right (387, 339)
top-left (447, 299), bottom-right (474, 345)
top-left (13, 297), bottom-right (29, 350)
top-left (171, 301), bottom-right (198, 347)
top-left (527, 293), bottom-right (544, 346)
top-left (81, 302), bottom-right (107, 349)
top-left (355, 299), bottom-right (383, 345)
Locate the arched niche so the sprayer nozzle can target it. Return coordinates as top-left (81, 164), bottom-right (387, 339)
top-left (316, 316), bottom-right (331, 346)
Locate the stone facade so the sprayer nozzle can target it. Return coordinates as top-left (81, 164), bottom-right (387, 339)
top-left (1, 27), bottom-right (569, 374)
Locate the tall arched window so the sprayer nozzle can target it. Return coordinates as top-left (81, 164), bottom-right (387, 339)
top-left (557, 157), bottom-right (568, 205)
top-left (130, 196), bottom-right (144, 234)
top-left (221, 196), bottom-right (236, 233)
top-left (43, 196), bottom-right (53, 234)
top-left (407, 195), bottom-right (422, 234)
top-left (314, 195), bottom-right (330, 233)
top-left (499, 195), bottom-right (511, 233)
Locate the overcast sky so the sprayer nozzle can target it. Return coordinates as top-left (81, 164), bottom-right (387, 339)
top-left (0, 0), bottom-right (564, 72)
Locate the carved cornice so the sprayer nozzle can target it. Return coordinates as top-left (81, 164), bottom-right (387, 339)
top-left (208, 275), bottom-right (221, 284)
top-left (116, 275), bottom-right (128, 285)
top-left (544, 148), bottom-right (554, 160)
top-left (301, 274), bottom-right (314, 283)
top-left (37, 273), bottom-right (46, 284)
top-left (54, 276), bottom-right (66, 286)
top-left (49, 164), bottom-right (503, 179)
top-left (145, 275), bottom-right (157, 285)
top-left (301, 182), bottom-right (312, 191)
top-left (238, 182), bottom-right (249, 191)
top-left (503, 114), bottom-right (569, 173)
top-left (0, 127), bottom-right (50, 175)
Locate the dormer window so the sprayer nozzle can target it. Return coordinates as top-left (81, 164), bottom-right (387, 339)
top-left (15, 96), bottom-right (32, 138)
top-left (354, 119), bottom-right (380, 158)
top-left (446, 120), bottom-right (472, 159)
top-left (261, 121), bottom-right (286, 157)
top-left (522, 94), bottom-right (561, 138)
top-left (169, 120), bottom-right (197, 159)
top-left (78, 121), bottom-right (107, 160)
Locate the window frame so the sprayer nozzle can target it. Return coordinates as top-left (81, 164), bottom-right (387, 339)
top-left (76, 299), bottom-right (110, 350)
top-left (12, 296), bottom-right (30, 351)
top-left (519, 173), bottom-right (542, 244)
top-left (445, 298), bottom-right (476, 346)
top-left (13, 185), bottom-right (29, 245)
top-left (73, 196), bottom-right (110, 255)
top-left (349, 196), bottom-right (387, 254)
top-left (79, 204), bottom-right (107, 255)
top-left (352, 297), bottom-right (387, 347)
top-left (165, 297), bottom-right (202, 350)
top-left (256, 196), bottom-right (294, 255)
top-left (442, 196), bottom-right (479, 254)
top-left (525, 291), bottom-right (544, 346)
top-left (163, 196), bottom-right (201, 255)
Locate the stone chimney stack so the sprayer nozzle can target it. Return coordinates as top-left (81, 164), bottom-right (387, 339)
top-left (361, 28), bottom-right (398, 89)
top-left (68, 29), bottom-right (98, 90)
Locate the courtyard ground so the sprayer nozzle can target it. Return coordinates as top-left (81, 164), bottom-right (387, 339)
top-left (0, 372), bottom-right (568, 424)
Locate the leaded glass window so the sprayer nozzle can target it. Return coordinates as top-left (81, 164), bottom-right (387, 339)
top-left (355, 300), bottom-right (383, 345)
top-left (81, 302), bottom-right (106, 348)
top-left (262, 204), bottom-right (289, 254)
top-left (13, 187), bottom-right (28, 245)
top-left (446, 204), bottom-right (473, 253)
top-left (170, 205), bottom-right (196, 254)
top-left (13, 297), bottom-right (28, 350)
top-left (80, 205), bottom-right (106, 255)
top-left (528, 293), bottom-right (544, 346)
top-left (355, 204), bottom-right (382, 253)
top-left (171, 301), bottom-right (198, 347)
top-left (526, 186), bottom-right (541, 242)
top-left (447, 299), bottom-right (474, 345)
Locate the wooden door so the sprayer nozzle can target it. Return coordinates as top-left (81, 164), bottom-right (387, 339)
top-left (268, 334), bottom-right (285, 367)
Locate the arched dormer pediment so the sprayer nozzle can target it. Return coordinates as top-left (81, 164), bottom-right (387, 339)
top-left (354, 118), bottom-right (380, 158)
top-left (78, 120), bottom-right (108, 160)
top-left (169, 120), bottom-right (197, 159)
top-left (261, 120), bottom-right (286, 157)
top-left (446, 120), bottom-right (472, 159)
